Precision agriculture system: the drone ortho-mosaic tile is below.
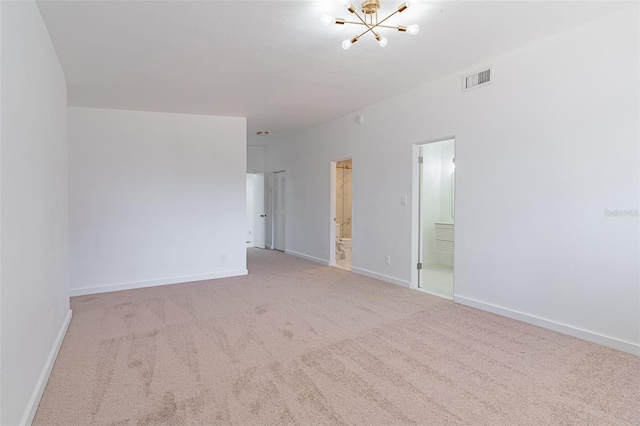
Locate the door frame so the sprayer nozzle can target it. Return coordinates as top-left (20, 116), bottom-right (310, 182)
top-left (329, 162), bottom-right (337, 266)
top-left (272, 170), bottom-right (286, 252)
top-left (246, 173), bottom-right (266, 248)
top-left (252, 173), bottom-right (266, 249)
top-left (246, 174), bottom-right (254, 247)
top-left (411, 136), bottom-right (456, 290)
top-left (329, 157), bottom-right (353, 267)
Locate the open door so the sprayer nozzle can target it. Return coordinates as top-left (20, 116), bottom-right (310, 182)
top-left (273, 171), bottom-right (285, 251)
top-left (252, 174), bottom-right (265, 249)
top-left (416, 139), bottom-right (455, 299)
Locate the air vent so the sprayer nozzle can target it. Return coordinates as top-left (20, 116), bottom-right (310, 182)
top-left (463, 67), bottom-right (492, 92)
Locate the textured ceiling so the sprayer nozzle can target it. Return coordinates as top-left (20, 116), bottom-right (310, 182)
top-left (37, 0), bottom-right (632, 146)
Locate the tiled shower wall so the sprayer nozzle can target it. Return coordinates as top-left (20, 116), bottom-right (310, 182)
top-left (336, 159), bottom-right (352, 238)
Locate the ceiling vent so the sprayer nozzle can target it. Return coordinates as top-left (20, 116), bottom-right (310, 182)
top-left (463, 67), bottom-right (492, 92)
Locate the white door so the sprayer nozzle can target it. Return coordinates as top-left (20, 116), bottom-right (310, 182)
top-left (246, 175), bottom-right (254, 246)
top-left (252, 174), bottom-right (266, 249)
top-left (273, 171), bottom-right (285, 251)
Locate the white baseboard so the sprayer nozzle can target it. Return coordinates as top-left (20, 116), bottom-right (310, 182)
top-left (281, 252), bottom-right (411, 290)
top-left (284, 250), bottom-right (329, 266)
top-left (70, 270), bottom-right (248, 297)
top-left (351, 267), bottom-right (411, 288)
top-left (454, 295), bottom-right (640, 356)
top-left (21, 309), bottom-right (72, 426)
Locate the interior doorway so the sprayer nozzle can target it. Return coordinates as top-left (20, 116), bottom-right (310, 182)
top-left (246, 173), bottom-right (265, 249)
top-left (415, 138), bottom-right (455, 299)
top-left (331, 159), bottom-right (352, 270)
top-left (272, 171), bottom-right (286, 252)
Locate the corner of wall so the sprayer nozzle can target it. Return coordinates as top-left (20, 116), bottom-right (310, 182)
top-left (20, 310), bottom-right (72, 426)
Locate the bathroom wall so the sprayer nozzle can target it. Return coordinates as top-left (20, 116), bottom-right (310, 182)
top-left (336, 160), bottom-right (352, 238)
top-left (439, 141), bottom-right (455, 266)
top-left (421, 140), bottom-right (454, 266)
top-left (440, 142), bottom-right (455, 223)
top-left (421, 144), bottom-right (442, 265)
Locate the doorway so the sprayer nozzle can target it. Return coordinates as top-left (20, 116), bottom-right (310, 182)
top-left (332, 159), bottom-right (352, 270)
top-left (416, 138), bottom-right (455, 299)
top-left (272, 171), bottom-right (285, 252)
top-left (246, 173), bottom-right (265, 249)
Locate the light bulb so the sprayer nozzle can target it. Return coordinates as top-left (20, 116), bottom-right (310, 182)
top-left (320, 14), bottom-right (334, 26)
top-left (406, 24), bottom-right (420, 35)
top-left (342, 39), bottom-right (353, 50)
top-left (377, 36), bottom-right (388, 47)
top-left (341, 0), bottom-right (352, 7)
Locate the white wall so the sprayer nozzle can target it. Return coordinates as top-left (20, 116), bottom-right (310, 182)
top-left (69, 107), bottom-right (247, 295)
top-left (1, 2), bottom-right (71, 424)
top-left (247, 145), bottom-right (264, 173)
top-left (265, 7), bottom-right (640, 354)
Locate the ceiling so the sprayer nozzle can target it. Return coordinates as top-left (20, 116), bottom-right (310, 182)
top-left (37, 0), bottom-right (632, 146)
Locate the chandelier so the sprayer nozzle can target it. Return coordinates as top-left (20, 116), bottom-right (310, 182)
top-left (321, 1), bottom-right (419, 50)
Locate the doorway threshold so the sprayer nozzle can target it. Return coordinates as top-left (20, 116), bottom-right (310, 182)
top-left (415, 287), bottom-right (453, 301)
top-left (334, 261), bottom-right (351, 271)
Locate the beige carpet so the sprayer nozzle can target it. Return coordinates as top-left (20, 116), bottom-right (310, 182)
top-left (35, 249), bottom-right (639, 425)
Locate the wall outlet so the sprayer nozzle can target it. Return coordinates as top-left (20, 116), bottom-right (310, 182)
top-left (221, 253), bottom-right (227, 262)
top-left (385, 256), bottom-right (391, 265)
top-left (400, 195), bottom-right (407, 206)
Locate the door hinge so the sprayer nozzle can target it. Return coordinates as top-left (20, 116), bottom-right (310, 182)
top-left (418, 156), bottom-right (423, 164)
top-left (417, 262), bottom-right (423, 270)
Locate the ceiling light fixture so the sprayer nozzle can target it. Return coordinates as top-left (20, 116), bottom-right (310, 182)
top-left (257, 131), bottom-right (269, 136)
top-left (321, 1), bottom-right (419, 50)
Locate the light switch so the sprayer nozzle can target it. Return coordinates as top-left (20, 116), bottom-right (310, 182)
top-left (400, 195), bottom-right (407, 206)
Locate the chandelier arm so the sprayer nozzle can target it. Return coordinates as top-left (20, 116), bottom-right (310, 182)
top-left (351, 9), bottom-right (402, 40)
top-left (343, 21), bottom-right (401, 30)
top-left (349, 8), bottom-right (381, 37)
top-left (356, 25), bottom-right (379, 40)
top-left (365, 8), bottom-right (401, 33)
